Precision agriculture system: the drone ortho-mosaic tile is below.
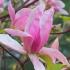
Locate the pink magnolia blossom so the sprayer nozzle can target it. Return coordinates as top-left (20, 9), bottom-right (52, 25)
top-left (44, 0), bottom-right (68, 15)
top-left (0, 4), bottom-right (69, 70)
top-left (8, 0), bottom-right (45, 30)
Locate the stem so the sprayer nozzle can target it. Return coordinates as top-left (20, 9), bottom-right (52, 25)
top-left (23, 0), bottom-right (38, 8)
top-left (51, 30), bottom-right (70, 34)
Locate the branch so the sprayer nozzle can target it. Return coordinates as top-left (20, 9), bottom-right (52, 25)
top-left (0, 0), bottom-right (38, 20)
top-left (51, 30), bottom-right (70, 34)
top-left (23, 0), bottom-right (38, 8)
top-left (0, 14), bottom-right (9, 21)
top-left (22, 0), bottom-right (30, 6)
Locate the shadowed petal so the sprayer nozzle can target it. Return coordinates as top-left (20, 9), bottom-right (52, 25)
top-left (0, 34), bottom-right (26, 54)
top-left (29, 54), bottom-right (45, 70)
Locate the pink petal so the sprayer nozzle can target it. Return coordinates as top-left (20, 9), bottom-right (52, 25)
top-left (5, 28), bottom-right (33, 53)
top-left (5, 28), bottom-right (32, 37)
top-left (25, 6), bottom-right (42, 52)
top-left (51, 38), bottom-right (59, 49)
top-left (14, 8), bottom-right (31, 30)
top-left (15, 8), bottom-right (31, 19)
top-left (53, 49), bottom-right (69, 65)
top-left (0, 34), bottom-right (26, 54)
top-left (39, 47), bottom-right (69, 65)
top-left (0, 0), bottom-right (3, 6)
top-left (40, 7), bottom-right (54, 47)
top-left (8, 1), bottom-right (15, 24)
top-left (29, 54), bottom-right (45, 70)
top-left (31, 30), bottom-right (41, 53)
top-left (25, 5), bottom-right (42, 32)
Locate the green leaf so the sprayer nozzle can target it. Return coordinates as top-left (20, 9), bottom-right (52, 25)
top-left (40, 55), bottom-right (65, 70)
top-left (0, 29), bottom-right (5, 33)
top-left (60, 16), bottom-right (70, 22)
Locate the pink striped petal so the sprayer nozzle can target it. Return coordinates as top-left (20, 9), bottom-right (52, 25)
top-left (40, 8), bottom-right (54, 46)
top-left (51, 38), bottom-right (59, 49)
top-left (0, 34), bottom-right (26, 54)
top-left (25, 6), bottom-right (42, 52)
top-left (8, 1), bottom-right (15, 24)
top-left (39, 47), bottom-right (69, 65)
top-left (29, 54), bottom-right (45, 70)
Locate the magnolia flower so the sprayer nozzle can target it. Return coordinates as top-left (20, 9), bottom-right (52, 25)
top-left (0, 6), bottom-right (69, 70)
top-left (43, 0), bottom-right (68, 15)
top-left (8, 1), bottom-right (31, 30)
top-left (8, 1), bottom-right (45, 30)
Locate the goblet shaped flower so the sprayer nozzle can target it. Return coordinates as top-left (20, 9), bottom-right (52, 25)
top-left (0, 2), bottom-right (69, 70)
